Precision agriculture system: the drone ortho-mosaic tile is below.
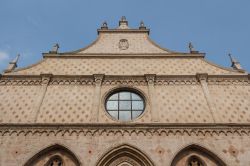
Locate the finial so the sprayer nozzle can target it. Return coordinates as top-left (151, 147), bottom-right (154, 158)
top-left (50, 43), bottom-right (59, 53)
top-left (121, 16), bottom-right (126, 21)
top-left (139, 21), bottom-right (146, 29)
top-left (101, 21), bottom-right (108, 29)
top-left (228, 53), bottom-right (242, 70)
top-left (119, 16), bottom-right (128, 27)
top-left (5, 54), bottom-right (20, 72)
top-left (188, 42), bottom-right (199, 53)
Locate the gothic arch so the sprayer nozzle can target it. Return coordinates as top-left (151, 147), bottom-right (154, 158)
top-left (96, 144), bottom-right (155, 166)
top-left (170, 144), bottom-right (226, 166)
top-left (24, 144), bottom-right (81, 166)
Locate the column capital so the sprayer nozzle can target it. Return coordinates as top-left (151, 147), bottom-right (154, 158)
top-left (145, 74), bottom-right (156, 84)
top-left (93, 74), bottom-right (105, 85)
top-left (40, 73), bottom-right (53, 85)
top-left (196, 73), bottom-right (208, 82)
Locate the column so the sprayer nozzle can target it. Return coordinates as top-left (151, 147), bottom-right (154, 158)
top-left (196, 73), bottom-right (219, 123)
top-left (145, 74), bottom-right (159, 122)
top-left (34, 73), bottom-right (52, 122)
top-left (91, 74), bottom-right (104, 122)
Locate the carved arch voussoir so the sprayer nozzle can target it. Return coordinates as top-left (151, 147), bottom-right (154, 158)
top-left (170, 143), bottom-right (227, 166)
top-left (96, 143), bottom-right (155, 166)
top-left (23, 143), bottom-right (81, 166)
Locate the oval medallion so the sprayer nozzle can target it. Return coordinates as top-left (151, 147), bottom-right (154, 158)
top-left (119, 39), bottom-right (129, 50)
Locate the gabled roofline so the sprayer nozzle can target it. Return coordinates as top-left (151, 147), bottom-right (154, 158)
top-left (2, 58), bottom-right (47, 74)
top-left (58, 29), bottom-right (173, 55)
top-left (61, 34), bottom-right (102, 54)
top-left (146, 35), bottom-right (177, 53)
top-left (3, 52), bottom-right (246, 75)
top-left (56, 27), bottom-right (179, 54)
top-left (202, 58), bottom-right (246, 73)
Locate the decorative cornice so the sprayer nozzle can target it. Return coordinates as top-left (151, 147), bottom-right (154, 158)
top-left (0, 75), bottom-right (249, 86)
top-left (156, 76), bottom-right (199, 85)
top-left (43, 53), bottom-right (205, 58)
top-left (0, 76), bottom-right (42, 85)
top-left (207, 75), bottom-right (250, 85)
top-left (50, 76), bottom-right (93, 85)
top-left (97, 29), bottom-right (150, 35)
top-left (0, 123), bottom-right (250, 137)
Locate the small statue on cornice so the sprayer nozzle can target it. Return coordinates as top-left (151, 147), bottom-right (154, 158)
top-left (101, 21), bottom-right (108, 29)
top-left (50, 43), bottom-right (59, 53)
top-left (189, 42), bottom-right (194, 52)
top-left (228, 53), bottom-right (243, 70)
top-left (188, 42), bottom-right (199, 54)
top-left (4, 54), bottom-right (20, 72)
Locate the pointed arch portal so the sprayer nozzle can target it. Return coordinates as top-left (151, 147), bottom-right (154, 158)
top-left (24, 144), bottom-right (81, 166)
top-left (96, 144), bottom-right (155, 166)
top-left (171, 144), bottom-right (226, 166)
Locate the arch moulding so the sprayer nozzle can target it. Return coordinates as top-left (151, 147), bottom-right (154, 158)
top-left (23, 143), bottom-right (81, 166)
top-left (96, 143), bottom-right (155, 166)
top-left (170, 143), bottom-right (227, 166)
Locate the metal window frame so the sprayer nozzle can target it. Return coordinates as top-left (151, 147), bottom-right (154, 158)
top-left (106, 91), bottom-right (145, 120)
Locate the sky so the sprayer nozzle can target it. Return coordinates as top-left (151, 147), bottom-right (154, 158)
top-left (0, 0), bottom-right (250, 72)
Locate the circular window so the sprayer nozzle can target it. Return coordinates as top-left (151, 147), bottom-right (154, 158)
top-left (105, 90), bottom-right (145, 121)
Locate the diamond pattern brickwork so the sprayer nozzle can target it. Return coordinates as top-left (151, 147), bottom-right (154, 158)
top-left (78, 33), bottom-right (168, 54)
top-left (37, 85), bottom-right (94, 123)
top-left (8, 58), bottom-right (241, 76)
top-left (0, 85), bottom-right (42, 123)
top-left (209, 85), bottom-right (250, 123)
top-left (156, 85), bottom-right (214, 123)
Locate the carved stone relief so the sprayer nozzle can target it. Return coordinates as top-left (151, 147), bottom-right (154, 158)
top-left (118, 39), bottom-right (129, 50)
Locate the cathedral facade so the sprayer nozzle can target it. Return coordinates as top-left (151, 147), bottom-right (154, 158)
top-left (0, 17), bottom-right (250, 166)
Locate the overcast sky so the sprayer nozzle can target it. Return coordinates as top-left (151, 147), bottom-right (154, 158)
top-left (0, 0), bottom-right (249, 72)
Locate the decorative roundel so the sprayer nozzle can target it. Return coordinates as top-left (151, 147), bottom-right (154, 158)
top-left (118, 39), bottom-right (129, 50)
top-left (105, 90), bottom-right (145, 121)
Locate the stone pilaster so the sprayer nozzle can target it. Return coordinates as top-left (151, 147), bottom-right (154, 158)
top-left (145, 74), bottom-right (158, 122)
top-left (196, 73), bottom-right (219, 123)
top-left (34, 74), bottom-right (52, 122)
top-left (91, 74), bottom-right (104, 122)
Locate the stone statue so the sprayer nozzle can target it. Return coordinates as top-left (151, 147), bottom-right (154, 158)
top-left (51, 43), bottom-right (59, 53)
top-left (189, 42), bottom-right (194, 52)
top-left (228, 53), bottom-right (242, 70)
top-left (5, 54), bottom-right (20, 72)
